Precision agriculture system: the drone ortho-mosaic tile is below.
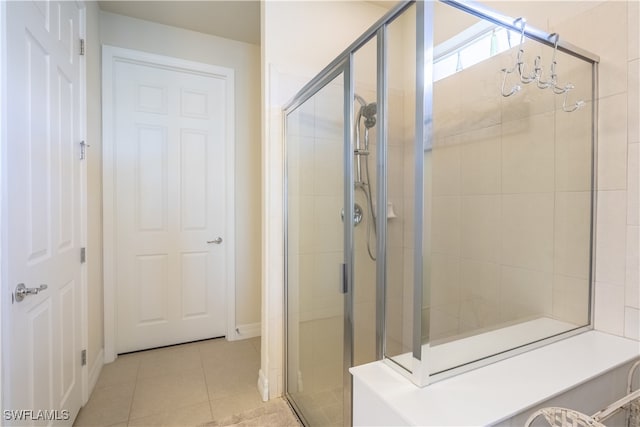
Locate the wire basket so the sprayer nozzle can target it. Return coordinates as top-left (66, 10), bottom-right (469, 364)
top-left (524, 359), bottom-right (640, 427)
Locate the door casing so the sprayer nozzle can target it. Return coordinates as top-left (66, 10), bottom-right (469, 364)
top-left (101, 46), bottom-right (237, 363)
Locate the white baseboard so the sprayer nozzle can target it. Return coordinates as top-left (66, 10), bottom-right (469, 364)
top-left (232, 322), bottom-right (261, 340)
top-left (258, 368), bottom-right (269, 402)
top-left (88, 348), bottom-right (104, 395)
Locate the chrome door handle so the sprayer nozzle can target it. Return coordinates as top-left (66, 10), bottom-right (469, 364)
top-left (207, 237), bottom-right (223, 244)
top-left (14, 283), bottom-right (48, 303)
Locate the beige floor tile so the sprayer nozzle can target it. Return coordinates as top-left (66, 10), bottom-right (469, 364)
top-left (128, 401), bottom-right (213, 427)
top-left (73, 382), bottom-right (135, 427)
top-left (77, 340), bottom-right (300, 427)
top-left (199, 340), bottom-right (258, 366)
top-left (137, 345), bottom-right (203, 380)
top-left (209, 389), bottom-right (264, 422)
top-left (95, 354), bottom-right (140, 390)
top-left (248, 337), bottom-right (260, 354)
top-left (130, 369), bottom-right (209, 420)
top-left (204, 362), bottom-right (258, 400)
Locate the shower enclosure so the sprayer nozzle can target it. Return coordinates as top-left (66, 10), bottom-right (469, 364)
top-left (284, 1), bottom-right (598, 425)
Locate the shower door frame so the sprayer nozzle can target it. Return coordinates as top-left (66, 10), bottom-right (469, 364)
top-left (282, 2), bottom-right (416, 425)
top-left (282, 58), bottom-right (353, 426)
top-left (283, 1), bottom-right (601, 424)
top-left (417, 0), bottom-right (601, 387)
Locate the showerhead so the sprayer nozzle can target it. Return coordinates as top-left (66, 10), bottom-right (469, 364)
top-left (362, 102), bottom-right (377, 128)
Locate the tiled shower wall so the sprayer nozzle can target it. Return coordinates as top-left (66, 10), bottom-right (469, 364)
top-left (550, 0), bottom-right (639, 340)
top-left (428, 41), bottom-right (594, 341)
top-left (425, 0), bottom-right (640, 343)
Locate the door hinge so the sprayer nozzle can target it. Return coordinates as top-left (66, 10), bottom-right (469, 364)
top-left (81, 349), bottom-right (87, 366)
top-left (80, 247), bottom-right (86, 264)
top-left (80, 140), bottom-right (90, 160)
top-left (80, 38), bottom-right (85, 56)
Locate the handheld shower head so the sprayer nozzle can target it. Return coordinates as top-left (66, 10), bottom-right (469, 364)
top-left (362, 102), bottom-right (377, 128)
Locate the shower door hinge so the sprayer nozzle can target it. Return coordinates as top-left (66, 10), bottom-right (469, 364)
top-left (81, 349), bottom-right (87, 366)
top-left (80, 39), bottom-right (85, 56)
top-left (80, 247), bottom-right (86, 263)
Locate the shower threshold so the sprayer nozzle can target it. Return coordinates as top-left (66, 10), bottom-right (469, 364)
top-left (394, 317), bottom-right (581, 375)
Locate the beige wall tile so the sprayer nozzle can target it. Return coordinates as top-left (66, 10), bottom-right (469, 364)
top-left (314, 196), bottom-right (343, 253)
top-left (626, 225), bottom-right (639, 309)
top-left (314, 139), bottom-right (343, 196)
top-left (432, 196), bottom-right (461, 255)
top-left (430, 252), bottom-right (461, 307)
top-left (629, 0), bottom-right (640, 62)
top-left (502, 193), bottom-right (554, 272)
top-left (625, 307), bottom-right (640, 340)
top-left (500, 266), bottom-right (553, 321)
top-left (312, 252), bottom-right (344, 315)
top-left (460, 195), bottom-right (501, 263)
top-left (430, 305), bottom-right (461, 341)
top-left (460, 261), bottom-right (500, 331)
top-left (629, 60), bottom-right (640, 144)
top-left (502, 112), bottom-right (555, 193)
top-left (433, 75), bottom-right (462, 139)
top-left (457, 54), bottom-right (502, 132)
top-left (554, 191), bottom-right (592, 280)
top-left (555, 1), bottom-right (627, 98)
top-left (595, 190), bottom-right (627, 285)
top-left (628, 143), bottom-right (639, 225)
top-left (432, 144), bottom-right (460, 196)
top-left (314, 82), bottom-right (344, 141)
top-left (459, 126), bottom-right (501, 195)
top-left (597, 94), bottom-right (628, 190)
top-left (555, 104), bottom-right (593, 192)
top-left (594, 281), bottom-right (625, 336)
top-left (298, 137), bottom-right (314, 197)
top-left (552, 275), bottom-right (590, 325)
top-left (388, 145), bottom-right (405, 197)
top-left (460, 259), bottom-right (500, 302)
top-left (402, 196), bottom-right (415, 249)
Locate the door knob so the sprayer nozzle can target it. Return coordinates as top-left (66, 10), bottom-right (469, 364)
top-left (207, 237), bottom-right (223, 244)
top-left (14, 283), bottom-right (48, 303)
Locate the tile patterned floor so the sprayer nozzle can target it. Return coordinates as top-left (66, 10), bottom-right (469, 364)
top-left (73, 338), bottom-right (300, 427)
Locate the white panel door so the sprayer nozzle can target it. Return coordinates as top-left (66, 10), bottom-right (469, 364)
top-left (4, 0), bottom-right (84, 425)
top-left (113, 56), bottom-right (229, 353)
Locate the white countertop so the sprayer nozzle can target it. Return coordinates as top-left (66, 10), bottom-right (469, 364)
top-left (350, 331), bottom-right (640, 426)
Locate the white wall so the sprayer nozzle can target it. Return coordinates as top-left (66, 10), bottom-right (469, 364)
top-left (260, 0), bottom-right (388, 400)
top-left (94, 12), bottom-right (262, 346)
top-left (85, 0), bottom-right (103, 390)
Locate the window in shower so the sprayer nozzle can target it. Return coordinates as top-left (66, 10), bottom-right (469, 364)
top-left (433, 24), bottom-right (519, 82)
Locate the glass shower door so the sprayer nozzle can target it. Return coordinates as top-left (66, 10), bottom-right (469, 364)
top-left (285, 71), bottom-right (348, 426)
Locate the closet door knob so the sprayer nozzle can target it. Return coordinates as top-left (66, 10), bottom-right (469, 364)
top-left (207, 237), bottom-right (223, 244)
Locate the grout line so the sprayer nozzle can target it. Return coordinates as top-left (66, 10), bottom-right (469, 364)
top-left (199, 342), bottom-right (216, 425)
top-left (125, 354), bottom-right (143, 425)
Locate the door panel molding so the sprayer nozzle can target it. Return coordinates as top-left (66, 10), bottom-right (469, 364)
top-left (1, 0), bottom-right (88, 419)
top-left (102, 46), bottom-right (236, 362)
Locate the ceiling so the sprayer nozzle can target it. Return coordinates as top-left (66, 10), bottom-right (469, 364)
top-left (97, 1), bottom-right (261, 45)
